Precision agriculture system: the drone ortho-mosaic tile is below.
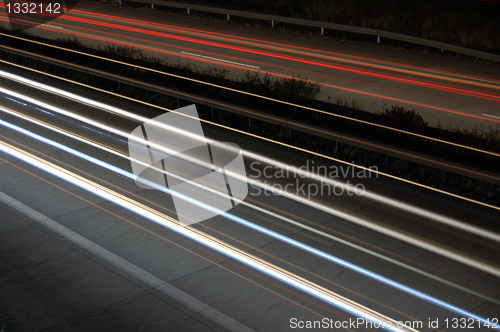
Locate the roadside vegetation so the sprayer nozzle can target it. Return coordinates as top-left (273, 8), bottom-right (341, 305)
top-left (0, 30), bottom-right (498, 205)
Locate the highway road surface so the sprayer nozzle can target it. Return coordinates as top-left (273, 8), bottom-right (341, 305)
top-left (0, 61), bottom-right (499, 331)
top-left (1, 1), bottom-right (500, 131)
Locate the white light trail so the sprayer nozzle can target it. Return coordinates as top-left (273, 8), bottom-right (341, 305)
top-left (3, 104), bottom-right (498, 306)
top-left (1, 70), bottom-right (498, 244)
top-left (2, 81), bottom-right (500, 277)
top-left (0, 139), bottom-right (418, 332)
top-left (2, 119), bottom-right (499, 330)
top-left (2, 82), bottom-right (500, 280)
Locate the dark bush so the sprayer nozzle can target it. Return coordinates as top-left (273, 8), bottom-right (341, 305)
top-left (239, 72), bottom-right (321, 100)
top-left (380, 106), bottom-right (428, 133)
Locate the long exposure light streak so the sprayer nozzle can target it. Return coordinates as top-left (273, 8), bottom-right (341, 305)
top-left (1, 7), bottom-right (499, 329)
top-left (2, 61), bottom-right (499, 216)
top-left (2, 32), bottom-right (500, 151)
top-left (4, 10), bottom-right (500, 103)
top-left (0, 139), bottom-right (418, 332)
top-left (1, 73), bottom-right (499, 241)
top-left (3, 18), bottom-right (500, 122)
top-left (0, 115), bottom-right (424, 325)
top-left (4, 104), bottom-right (498, 306)
top-left (3, 83), bottom-right (500, 279)
top-left (1, 118), bottom-right (499, 330)
top-left (66, 9), bottom-right (500, 90)
top-left (5, 4), bottom-right (499, 90)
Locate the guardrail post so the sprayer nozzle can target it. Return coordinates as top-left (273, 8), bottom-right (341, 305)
top-left (187, 8), bottom-right (190, 15)
top-left (118, 0), bottom-right (121, 5)
top-left (211, 107), bottom-right (214, 118)
top-left (377, 35), bottom-right (381, 44)
top-left (227, 14), bottom-right (230, 21)
top-left (151, 3), bottom-right (154, 9)
top-left (321, 27), bottom-right (324, 36)
top-left (271, 20), bottom-right (274, 28)
top-left (249, 117), bottom-right (251, 128)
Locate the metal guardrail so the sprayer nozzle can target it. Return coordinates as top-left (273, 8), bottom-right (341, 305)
top-left (108, 0), bottom-right (500, 63)
top-left (1, 44), bottom-right (499, 185)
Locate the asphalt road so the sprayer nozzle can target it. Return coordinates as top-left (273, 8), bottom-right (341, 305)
top-left (0, 62), bottom-right (499, 331)
top-left (1, 1), bottom-right (500, 131)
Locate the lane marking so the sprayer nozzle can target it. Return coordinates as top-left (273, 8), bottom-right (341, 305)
top-left (482, 113), bottom-right (500, 120)
top-left (41, 24), bottom-right (64, 30)
top-left (181, 51), bottom-right (260, 69)
top-left (16, 19), bottom-right (64, 30)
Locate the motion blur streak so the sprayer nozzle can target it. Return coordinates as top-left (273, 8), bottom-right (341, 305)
top-left (4, 105), bottom-right (496, 306)
top-left (1, 72), bottom-right (499, 240)
top-left (53, 16), bottom-right (500, 100)
top-left (243, 152), bottom-right (500, 243)
top-left (0, 140), bottom-right (417, 332)
top-left (1, 119), bottom-right (499, 329)
top-left (2, 63), bottom-right (499, 190)
top-left (3, 61), bottom-right (499, 214)
top-left (14, 11), bottom-right (500, 102)
top-left (68, 9), bottom-right (500, 90)
top-left (1, 125), bottom-right (414, 324)
top-left (3, 86), bottom-right (500, 275)
top-left (2, 27), bottom-right (498, 125)
top-left (0, 156), bottom-right (346, 322)
top-left (1, 35), bottom-right (500, 153)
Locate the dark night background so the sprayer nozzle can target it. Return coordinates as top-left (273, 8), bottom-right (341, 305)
top-left (174, 0), bottom-right (500, 52)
